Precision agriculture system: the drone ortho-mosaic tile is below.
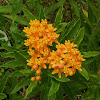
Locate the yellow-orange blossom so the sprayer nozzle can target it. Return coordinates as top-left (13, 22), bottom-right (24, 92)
top-left (23, 19), bottom-right (85, 81)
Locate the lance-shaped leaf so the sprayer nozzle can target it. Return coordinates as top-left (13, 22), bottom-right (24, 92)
top-left (44, 0), bottom-right (65, 15)
top-left (49, 79), bottom-right (60, 96)
top-left (11, 77), bottom-right (31, 94)
top-left (0, 60), bottom-right (26, 68)
top-left (0, 5), bottom-right (12, 13)
top-left (59, 20), bottom-right (75, 42)
top-left (68, 0), bottom-right (80, 17)
top-left (3, 15), bottom-right (29, 25)
top-left (48, 93), bottom-right (56, 100)
top-left (60, 19), bottom-right (81, 43)
top-left (0, 72), bottom-right (9, 93)
top-left (0, 93), bottom-right (7, 100)
top-left (73, 27), bottom-right (84, 47)
top-left (40, 82), bottom-right (50, 100)
top-left (82, 57), bottom-right (96, 65)
top-left (61, 82), bottom-right (75, 100)
top-left (78, 67), bottom-right (89, 80)
top-left (48, 74), bottom-right (70, 82)
top-left (11, 0), bottom-right (23, 16)
top-left (54, 5), bottom-right (63, 27)
top-left (95, 85), bottom-right (100, 100)
top-left (25, 81), bottom-right (37, 98)
top-left (56, 22), bottom-right (68, 34)
top-left (22, 6), bottom-right (36, 21)
top-left (82, 51), bottom-right (100, 58)
top-left (56, 88), bottom-right (64, 100)
top-left (39, 5), bottom-right (45, 20)
top-left (14, 51), bottom-right (27, 65)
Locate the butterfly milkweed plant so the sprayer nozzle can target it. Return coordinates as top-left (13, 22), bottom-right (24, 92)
top-left (0, 0), bottom-right (100, 100)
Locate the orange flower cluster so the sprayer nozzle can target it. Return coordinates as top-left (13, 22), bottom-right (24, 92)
top-left (23, 19), bottom-right (59, 81)
top-left (23, 19), bottom-right (85, 82)
top-left (48, 40), bottom-right (85, 78)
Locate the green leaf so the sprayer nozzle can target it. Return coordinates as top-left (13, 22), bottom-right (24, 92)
top-left (28, 0), bottom-right (35, 9)
top-left (11, 0), bottom-right (23, 16)
top-left (10, 25), bottom-right (19, 44)
top-left (88, 5), bottom-right (97, 24)
top-left (68, 0), bottom-right (80, 17)
top-left (95, 85), bottom-right (100, 100)
top-left (11, 77), bottom-right (31, 94)
top-left (10, 24), bottom-right (18, 33)
top-left (83, 51), bottom-right (100, 58)
top-left (0, 30), bottom-right (9, 42)
top-left (48, 74), bottom-right (70, 82)
top-left (88, 85), bottom-right (97, 100)
top-left (25, 81), bottom-right (37, 98)
top-left (44, 0), bottom-right (65, 15)
top-left (14, 33), bottom-right (27, 42)
top-left (78, 67), bottom-right (89, 80)
top-left (59, 20), bottom-right (75, 42)
top-left (49, 79), bottom-right (60, 96)
top-left (82, 88), bottom-right (90, 100)
top-left (0, 60), bottom-right (26, 68)
top-left (56, 88), bottom-right (64, 100)
top-left (29, 83), bottom-right (42, 96)
top-left (67, 81), bottom-right (87, 94)
top-left (0, 5), bottom-right (12, 13)
top-left (82, 57), bottom-right (96, 65)
top-left (73, 27), bottom-right (84, 47)
top-left (0, 93), bottom-right (7, 100)
top-left (34, 0), bottom-right (41, 19)
top-left (0, 14), bottom-right (5, 27)
top-left (48, 93), bottom-right (56, 100)
top-left (40, 82), bottom-right (50, 100)
top-left (11, 71), bottom-right (24, 77)
top-left (0, 72), bottom-right (9, 93)
top-left (14, 51), bottom-right (27, 65)
top-left (87, 1), bottom-right (100, 20)
top-left (0, 52), bottom-right (15, 58)
top-left (60, 19), bottom-right (81, 43)
top-left (56, 22), bottom-right (68, 34)
top-left (22, 6), bottom-right (36, 21)
top-left (61, 82), bottom-right (75, 100)
top-left (54, 5), bottom-right (63, 27)
top-left (3, 15), bottom-right (29, 25)
top-left (1, 44), bottom-right (17, 51)
top-left (39, 5), bottom-right (45, 20)
top-left (12, 96), bottom-right (24, 100)
top-left (11, 76), bottom-right (18, 91)
top-left (19, 69), bottom-right (31, 74)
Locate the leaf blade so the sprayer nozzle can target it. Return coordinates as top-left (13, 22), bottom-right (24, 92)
top-left (44, 0), bottom-right (65, 15)
top-left (49, 79), bottom-right (60, 96)
top-left (54, 5), bottom-right (63, 27)
top-left (61, 82), bottom-right (75, 100)
top-left (0, 72), bottom-right (9, 93)
top-left (83, 51), bottom-right (100, 58)
top-left (73, 27), bottom-right (84, 47)
top-left (48, 74), bottom-right (70, 82)
top-left (60, 19), bottom-right (81, 43)
top-left (0, 93), bottom-right (7, 100)
top-left (68, 0), bottom-right (80, 17)
top-left (78, 67), bottom-right (89, 80)
top-left (25, 81), bottom-right (37, 98)
top-left (11, 77), bottom-right (31, 94)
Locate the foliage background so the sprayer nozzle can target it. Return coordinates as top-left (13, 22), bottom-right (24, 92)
top-left (0, 0), bottom-right (100, 100)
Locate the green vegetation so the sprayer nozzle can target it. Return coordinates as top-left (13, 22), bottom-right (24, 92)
top-left (0, 0), bottom-right (100, 100)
